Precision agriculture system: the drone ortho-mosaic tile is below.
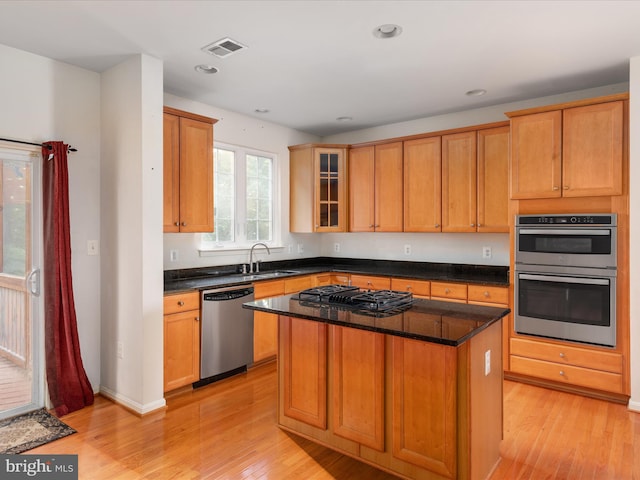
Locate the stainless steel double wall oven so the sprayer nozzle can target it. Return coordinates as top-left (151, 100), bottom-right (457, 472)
top-left (514, 214), bottom-right (617, 347)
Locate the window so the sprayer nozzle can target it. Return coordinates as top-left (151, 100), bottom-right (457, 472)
top-left (202, 143), bottom-right (276, 249)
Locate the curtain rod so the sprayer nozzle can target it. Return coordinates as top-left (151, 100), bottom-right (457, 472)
top-left (0, 137), bottom-right (78, 152)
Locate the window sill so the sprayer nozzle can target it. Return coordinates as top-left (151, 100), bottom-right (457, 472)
top-left (198, 245), bottom-right (285, 257)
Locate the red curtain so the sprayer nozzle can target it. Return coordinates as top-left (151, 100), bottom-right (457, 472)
top-left (42, 141), bottom-right (93, 416)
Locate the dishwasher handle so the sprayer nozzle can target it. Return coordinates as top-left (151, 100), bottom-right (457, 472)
top-left (203, 285), bottom-right (254, 302)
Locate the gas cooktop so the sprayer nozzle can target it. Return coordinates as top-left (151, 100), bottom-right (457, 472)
top-left (295, 284), bottom-right (414, 312)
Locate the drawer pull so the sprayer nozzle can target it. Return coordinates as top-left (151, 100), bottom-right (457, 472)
top-left (483, 291), bottom-right (489, 297)
top-left (559, 370), bottom-right (565, 376)
top-left (445, 288), bottom-right (450, 294)
top-left (195, 316), bottom-right (200, 322)
top-left (559, 352), bottom-right (565, 358)
top-left (406, 286), bottom-right (412, 290)
top-left (177, 301), bottom-right (185, 306)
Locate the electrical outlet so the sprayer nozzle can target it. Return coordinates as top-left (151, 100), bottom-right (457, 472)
top-left (482, 246), bottom-right (492, 259)
top-left (297, 243), bottom-right (304, 254)
top-left (170, 249), bottom-right (178, 262)
top-left (87, 240), bottom-right (99, 256)
top-left (117, 341), bottom-right (124, 359)
top-left (404, 244), bottom-right (411, 256)
top-left (334, 242), bottom-right (340, 253)
top-left (484, 350), bottom-right (491, 376)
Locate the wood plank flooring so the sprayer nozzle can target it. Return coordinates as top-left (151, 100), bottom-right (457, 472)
top-left (0, 355), bottom-right (31, 413)
top-left (27, 361), bottom-right (640, 479)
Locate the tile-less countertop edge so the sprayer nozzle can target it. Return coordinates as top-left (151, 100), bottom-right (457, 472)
top-left (243, 294), bottom-right (510, 346)
top-left (164, 259), bottom-right (509, 294)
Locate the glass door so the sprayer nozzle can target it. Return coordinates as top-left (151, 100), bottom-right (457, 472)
top-left (0, 145), bottom-right (43, 420)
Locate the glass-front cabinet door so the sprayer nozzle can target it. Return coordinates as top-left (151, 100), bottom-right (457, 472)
top-left (314, 148), bottom-right (346, 232)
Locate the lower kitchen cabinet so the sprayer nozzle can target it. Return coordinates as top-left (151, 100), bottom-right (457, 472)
top-left (431, 281), bottom-right (467, 303)
top-left (509, 337), bottom-right (624, 395)
top-left (278, 315), bottom-right (503, 480)
top-left (391, 278), bottom-right (430, 298)
top-left (350, 274), bottom-right (391, 291)
top-left (253, 280), bottom-right (285, 363)
top-left (163, 291), bottom-right (200, 392)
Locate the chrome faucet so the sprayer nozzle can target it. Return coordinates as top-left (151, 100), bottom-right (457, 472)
top-left (249, 242), bottom-right (271, 273)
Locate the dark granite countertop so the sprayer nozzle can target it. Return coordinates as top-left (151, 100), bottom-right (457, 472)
top-left (242, 294), bottom-right (510, 346)
top-left (164, 257), bottom-right (509, 294)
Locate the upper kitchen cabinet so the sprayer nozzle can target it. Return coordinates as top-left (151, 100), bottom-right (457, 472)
top-left (442, 131), bottom-right (477, 232)
top-left (508, 95), bottom-right (626, 199)
top-left (289, 144), bottom-right (348, 232)
top-left (403, 136), bottom-right (442, 232)
top-left (163, 107), bottom-right (217, 233)
top-left (349, 141), bottom-right (403, 232)
top-left (477, 126), bottom-right (509, 232)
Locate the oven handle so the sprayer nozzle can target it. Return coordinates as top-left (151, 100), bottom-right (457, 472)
top-left (518, 273), bottom-right (610, 285)
top-left (518, 228), bottom-right (610, 236)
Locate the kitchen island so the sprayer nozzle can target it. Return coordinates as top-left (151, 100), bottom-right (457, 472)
top-left (243, 292), bottom-right (510, 480)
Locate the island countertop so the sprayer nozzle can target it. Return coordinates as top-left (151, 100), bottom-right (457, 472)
top-left (243, 294), bottom-right (510, 347)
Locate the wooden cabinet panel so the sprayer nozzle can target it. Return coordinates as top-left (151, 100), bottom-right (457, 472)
top-left (163, 309), bottom-right (200, 392)
top-left (562, 101), bottom-right (623, 197)
top-left (163, 113), bottom-right (181, 232)
top-left (349, 146), bottom-right (375, 232)
top-left (280, 316), bottom-right (328, 429)
top-left (331, 326), bottom-right (384, 451)
top-left (510, 110), bottom-right (562, 199)
top-left (253, 280), bottom-right (285, 363)
top-left (477, 126), bottom-right (509, 232)
top-left (284, 275), bottom-right (316, 294)
top-left (163, 107), bottom-right (216, 233)
top-left (430, 281), bottom-right (467, 303)
top-left (467, 285), bottom-right (508, 306)
top-left (290, 144), bottom-right (348, 232)
top-left (403, 136), bottom-right (442, 232)
top-left (510, 356), bottom-right (624, 394)
top-left (163, 291), bottom-right (200, 315)
top-left (510, 337), bottom-right (623, 374)
top-left (316, 273), bottom-right (351, 286)
top-left (442, 131), bottom-right (477, 232)
top-left (391, 336), bottom-right (457, 477)
top-left (350, 274), bottom-right (391, 291)
top-left (390, 278), bottom-right (430, 298)
top-left (374, 142), bottom-right (403, 232)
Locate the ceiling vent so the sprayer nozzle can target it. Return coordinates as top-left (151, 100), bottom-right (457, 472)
top-left (201, 38), bottom-right (248, 58)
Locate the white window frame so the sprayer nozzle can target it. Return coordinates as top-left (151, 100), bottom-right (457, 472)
top-left (199, 142), bottom-right (281, 254)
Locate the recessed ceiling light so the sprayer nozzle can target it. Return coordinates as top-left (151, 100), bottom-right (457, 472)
top-left (255, 108), bottom-right (270, 114)
top-left (336, 116), bottom-right (353, 122)
top-left (373, 24), bottom-right (403, 39)
top-left (466, 89), bottom-right (487, 97)
top-left (194, 64), bottom-right (218, 74)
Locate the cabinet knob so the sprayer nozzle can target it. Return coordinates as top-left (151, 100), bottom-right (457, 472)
top-left (470, 223), bottom-right (475, 227)
top-left (174, 222), bottom-right (179, 226)
top-left (559, 370), bottom-right (565, 376)
top-left (177, 301), bottom-right (184, 306)
top-left (406, 285), bottom-right (412, 290)
top-left (559, 352), bottom-right (565, 358)
top-left (483, 291), bottom-right (490, 297)
top-left (195, 316), bottom-right (200, 322)
top-left (435, 224), bottom-right (440, 228)
top-left (445, 288), bottom-right (451, 294)
top-left (552, 186), bottom-right (560, 191)
top-left (181, 222), bottom-right (187, 226)
top-left (369, 224), bottom-right (374, 228)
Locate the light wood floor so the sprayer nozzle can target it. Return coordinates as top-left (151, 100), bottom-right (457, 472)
top-left (28, 361), bottom-right (640, 479)
top-left (0, 355), bottom-right (31, 414)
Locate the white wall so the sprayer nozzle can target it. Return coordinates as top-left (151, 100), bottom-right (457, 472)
top-left (629, 57), bottom-right (640, 412)
top-left (100, 55), bottom-right (165, 413)
top-left (0, 44), bottom-right (102, 392)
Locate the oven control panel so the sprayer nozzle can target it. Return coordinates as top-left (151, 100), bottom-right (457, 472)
top-left (517, 214), bottom-right (616, 226)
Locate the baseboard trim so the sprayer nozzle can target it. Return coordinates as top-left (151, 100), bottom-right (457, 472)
top-left (99, 386), bottom-right (166, 416)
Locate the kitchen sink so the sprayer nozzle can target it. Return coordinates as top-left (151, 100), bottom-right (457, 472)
top-left (239, 270), bottom-right (300, 281)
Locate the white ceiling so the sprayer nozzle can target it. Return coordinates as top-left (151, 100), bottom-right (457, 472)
top-left (1, 0), bottom-right (639, 137)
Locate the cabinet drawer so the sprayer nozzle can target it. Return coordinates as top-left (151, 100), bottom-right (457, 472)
top-left (467, 285), bottom-right (508, 305)
top-left (163, 291), bottom-right (200, 315)
top-left (350, 275), bottom-right (391, 291)
top-left (510, 355), bottom-right (624, 394)
top-left (285, 275), bottom-right (316, 294)
top-left (254, 279), bottom-right (285, 299)
top-left (510, 337), bottom-right (623, 374)
top-left (430, 282), bottom-right (467, 302)
top-left (391, 278), bottom-right (430, 298)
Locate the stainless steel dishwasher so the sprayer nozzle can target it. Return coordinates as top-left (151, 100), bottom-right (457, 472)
top-left (196, 284), bottom-right (254, 388)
